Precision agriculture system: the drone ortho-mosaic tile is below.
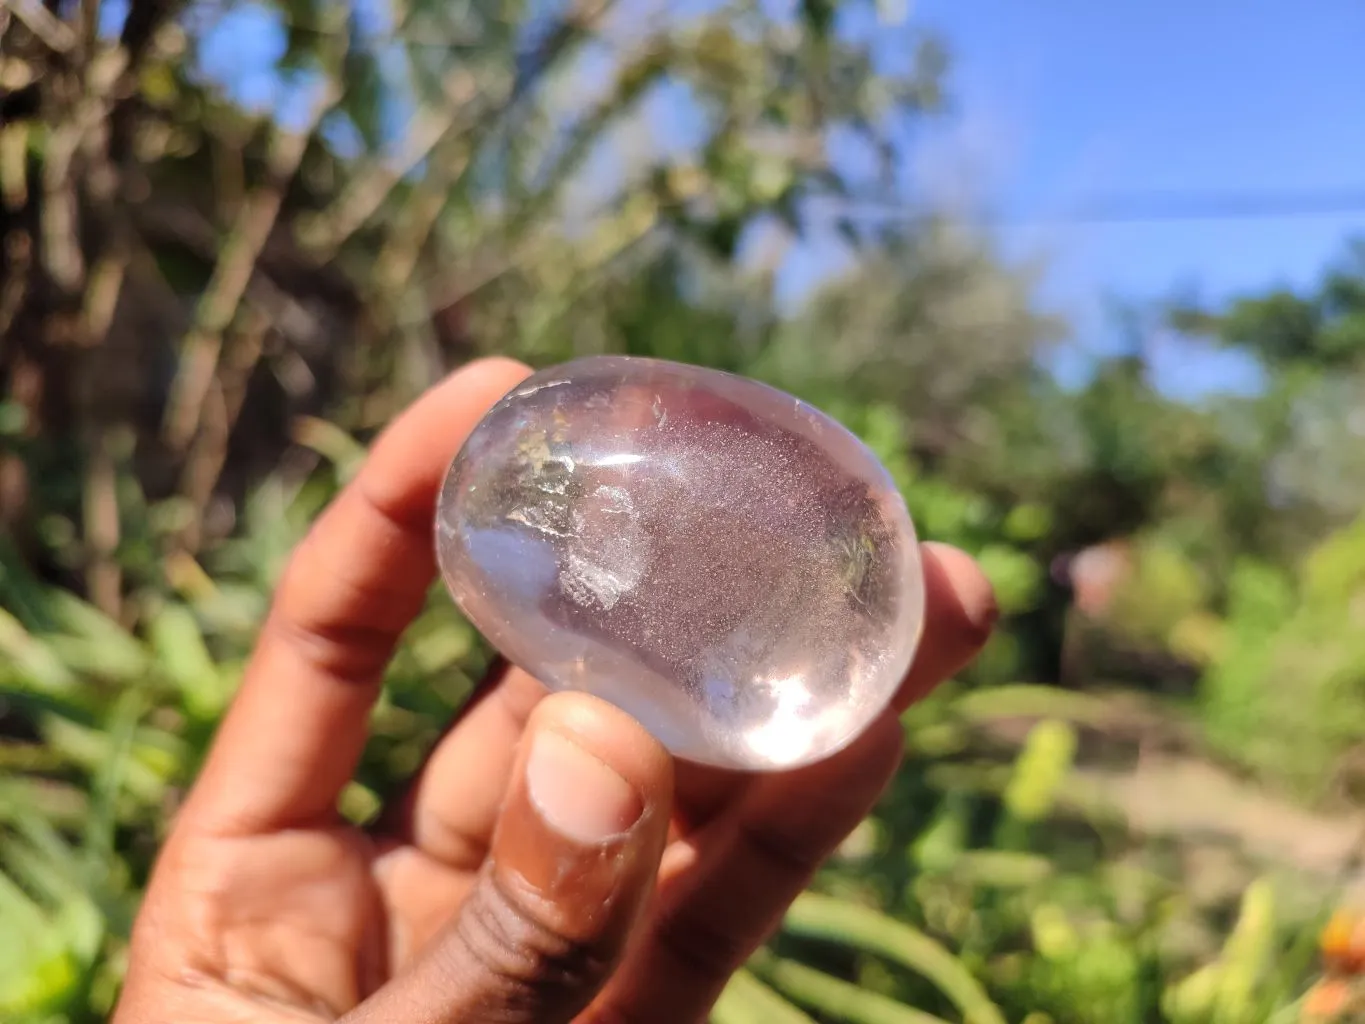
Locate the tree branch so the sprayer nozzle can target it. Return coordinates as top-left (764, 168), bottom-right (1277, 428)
top-left (161, 64), bottom-right (344, 451)
top-left (3, 0), bottom-right (76, 52)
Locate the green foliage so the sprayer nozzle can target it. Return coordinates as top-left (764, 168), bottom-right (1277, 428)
top-left (1162, 880), bottom-right (1282, 1024)
top-left (749, 948), bottom-right (955, 1024)
top-left (1002, 720), bottom-right (1077, 826)
top-left (1105, 540), bottom-right (1210, 650)
top-left (1178, 241), bottom-right (1365, 371)
top-left (1200, 517), bottom-right (1365, 800)
top-left (783, 892), bottom-right (1007, 1024)
top-left (713, 968), bottom-right (820, 1024)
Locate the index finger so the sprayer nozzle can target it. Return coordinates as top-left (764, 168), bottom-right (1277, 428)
top-left (182, 358), bottom-right (532, 836)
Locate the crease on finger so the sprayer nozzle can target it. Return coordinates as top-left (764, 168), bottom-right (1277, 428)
top-left (586, 713), bottom-right (904, 1024)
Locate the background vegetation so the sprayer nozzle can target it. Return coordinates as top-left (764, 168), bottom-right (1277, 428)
top-left (4, 0), bottom-right (1365, 1020)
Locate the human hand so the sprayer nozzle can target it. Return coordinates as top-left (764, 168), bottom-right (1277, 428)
top-left (113, 358), bottom-right (997, 1024)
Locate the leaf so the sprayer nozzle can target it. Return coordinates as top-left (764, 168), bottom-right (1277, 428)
top-left (0, 777), bottom-right (91, 831)
top-left (84, 690), bottom-right (145, 881)
top-left (0, 917), bottom-right (79, 1018)
top-left (292, 416), bottom-right (368, 483)
top-left (0, 609), bottom-right (77, 695)
top-left (751, 950), bottom-right (954, 1024)
top-left (952, 684), bottom-right (1116, 728)
top-left (146, 601), bottom-right (226, 719)
top-left (43, 590), bottom-right (148, 676)
top-left (0, 828), bottom-right (98, 1017)
top-left (40, 717), bottom-right (168, 808)
top-left (952, 850), bottom-right (1054, 889)
top-left (0, 581), bottom-right (146, 686)
top-left (783, 893), bottom-right (1007, 1024)
top-left (712, 967), bottom-right (817, 1024)
top-left (40, 589), bottom-right (148, 685)
top-left (1002, 720), bottom-right (1077, 824)
top-left (1162, 962), bottom-right (1222, 1023)
top-left (2, 839), bottom-right (104, 964)
top-left (1214, 878), bottom-right (1277, 1024)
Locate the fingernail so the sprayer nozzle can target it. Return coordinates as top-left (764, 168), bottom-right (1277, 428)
top-left (527, 731), bottom-right (644, 844)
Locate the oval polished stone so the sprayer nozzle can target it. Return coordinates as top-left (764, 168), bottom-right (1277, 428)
top-left (435, 356), bottom-right (925, 771)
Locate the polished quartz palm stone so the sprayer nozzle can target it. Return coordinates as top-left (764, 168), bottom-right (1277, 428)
top-left (436, 356), bottom-right (925, 771)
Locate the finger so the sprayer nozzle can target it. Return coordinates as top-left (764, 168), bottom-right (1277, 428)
top-left (184, 357), bottom-right (533, 835)
top-left (382, 661), bottom-right (548, 868)
top-left (345, 693), bottom-right (673, 1024)
top-left (892, 541), bottom-right (998, 711)
top-left (587, 713), bottom-right (906, 1024)
top-left (585, 547), bottom-right (996, 1024)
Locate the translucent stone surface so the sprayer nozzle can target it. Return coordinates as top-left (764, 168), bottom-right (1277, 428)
top-left (436, 356), bottom-right (925, 771)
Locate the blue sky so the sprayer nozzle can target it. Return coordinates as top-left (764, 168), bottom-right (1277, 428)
top-left (899, 0), bottom-right (1365, 395)
top-left (190, 0), bottom-right (1365, 398)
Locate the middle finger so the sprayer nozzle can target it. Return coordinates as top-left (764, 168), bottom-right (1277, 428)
top-left (383, 661), bottom-right (548, 868)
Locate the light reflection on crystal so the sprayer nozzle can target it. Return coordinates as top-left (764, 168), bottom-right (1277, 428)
top-left (436, 355), bottom-right (925, 771)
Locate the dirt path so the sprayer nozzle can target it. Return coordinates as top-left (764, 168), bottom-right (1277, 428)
top-left (1075, 754), bottom-right (1365, 900)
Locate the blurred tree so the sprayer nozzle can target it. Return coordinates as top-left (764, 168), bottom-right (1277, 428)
top-left (0, 0), bottom-right (957, 610)
top-left (1169, 235), bottom-right (1365, 552)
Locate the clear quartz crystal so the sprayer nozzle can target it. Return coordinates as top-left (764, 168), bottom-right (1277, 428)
top-left (436, 356), bottom-right (925, 771)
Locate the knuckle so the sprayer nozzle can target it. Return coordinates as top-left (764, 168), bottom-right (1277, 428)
top-left (650, 898), bottom-right (764, 990)
top-left (737, 817), bottom-right (829, 883)
top-left (440, 868), bottom-right (616, 1011)
top-left (740, 748), bottom-right (903, 878)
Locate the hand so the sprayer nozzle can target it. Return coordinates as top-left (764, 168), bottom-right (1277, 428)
top-left (113, 358), bottom-right (997, 1024)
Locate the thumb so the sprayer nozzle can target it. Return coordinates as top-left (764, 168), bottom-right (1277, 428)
top-left (346, 692), bottom-right (673, 1024)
